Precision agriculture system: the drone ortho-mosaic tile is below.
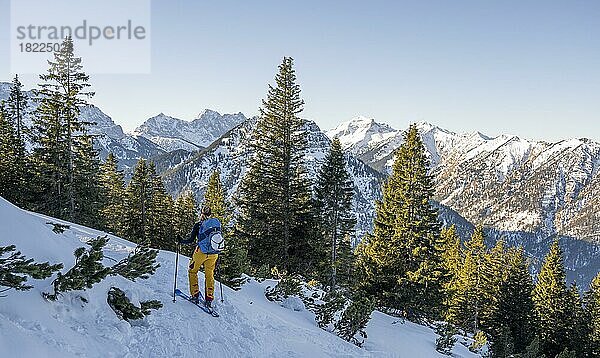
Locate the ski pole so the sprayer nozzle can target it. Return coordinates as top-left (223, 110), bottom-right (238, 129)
top-left (173, 241), bottom-right (179, 303)
top-left (220, 281), bottom-right (224, 303)
top-left (217, 256), bottom-right (224, 303)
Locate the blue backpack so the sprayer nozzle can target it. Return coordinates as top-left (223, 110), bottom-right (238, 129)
top-left (197, 218), bottom-right (225, 254)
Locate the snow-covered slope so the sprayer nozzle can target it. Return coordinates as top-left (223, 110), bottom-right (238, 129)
top-left (326, 116), bottom-right (397, 157)
top-left (134, 110), bottom-right (247, 151)
top-left (0, 197), bottom-right (478, 357)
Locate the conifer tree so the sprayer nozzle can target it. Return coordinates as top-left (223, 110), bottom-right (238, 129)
top-left (1, 245), bottom-right (63, 295)
top-left (4, 75), bottom-right (29, 146)
top-left (173, 191), bottom-right (198, 256)
top-left (584, 273), bottom-right (600, 356)
top-left (123, 160), bottom-right (174, 251)
top-left (565, 281), bottom-right (590, 357)
top-left (335, 296), bottom-right (375, 347)
top-left (440, 226), bottom-right (462, 314)
top-left (147, 162), bottom-right (174, 251)
top-left (205, 170), bottom-right (248, 289)
top-left (31, 36), bottom-right (98, 222)
top-left (107, 286), bottom-right (162, 322)
top-left (479, 239), bottom-right (509, 334)
top-left (445, 226), bottom-right (487, 332)
top-left (0, 109), bottom-right (22, 204)
top-left (45, 236), bottom-right (112, 301)
top-left (99, 153), bottom-right (126, 235)
top-left (123, 159), bottom-right (152, 244)
top-left (532, 240), bottom-right (571, 358)
top-left (488, 247), bottom-right (535, 356)
top-left (355, 124), bottom-right (443, 319)
top-left (110, 240), bottom-right (160, 282)
top-left (72, 133), bottom-right (102, 227)
top-left (237, 57), bottom-right (314, 275)
top-left (0, 75), bottom-right (29, 206)
top-left (313, 138), bottom-right (356, 289)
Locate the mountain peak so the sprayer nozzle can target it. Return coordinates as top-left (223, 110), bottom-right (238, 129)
top-left (196, 109), bottom-right (221, 120)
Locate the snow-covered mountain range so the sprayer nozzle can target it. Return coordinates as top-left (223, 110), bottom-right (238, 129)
top-left (133, 110), bottom-right (247, 152)
top-left (0, 83), bottom-right (243, 171)
top-left (328, 116), bottom-right (600, 244)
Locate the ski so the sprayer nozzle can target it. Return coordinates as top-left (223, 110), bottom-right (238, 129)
top-left (174, 289), bottom-right (220, 317)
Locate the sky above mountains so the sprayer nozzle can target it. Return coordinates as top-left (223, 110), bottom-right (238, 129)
top-left (0, 0), bottom-right (598, 142)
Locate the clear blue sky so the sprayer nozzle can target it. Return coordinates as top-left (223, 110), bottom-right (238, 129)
top-left (1, 0), bottom-right (599, 141)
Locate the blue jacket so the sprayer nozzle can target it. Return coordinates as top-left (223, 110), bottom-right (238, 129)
top-left (181, 218), bottom-right (222, 254)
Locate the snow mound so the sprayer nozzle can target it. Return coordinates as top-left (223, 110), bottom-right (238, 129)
top-left (0, 197), bottom-right (478, 357)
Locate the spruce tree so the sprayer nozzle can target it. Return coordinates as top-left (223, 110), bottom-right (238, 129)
top-left (123, 160), bottom-right (174, 251)
top-left (479, 239), bottom-right (509, 334)
top-left (440, 226), bottom-right (462, 315)
top-left (99, 153), bottom-right (126, 235)
top-left (0, 75), bottom-right (29, 206)
top-left (532, 240), bottom-right (571, 358)
top-left (110, 240), bottom-right (160, 282)
top-left (0, 109), bottom-right (22, 204)
top-left (147, 162), bottom-right (174, 251)
top-left (237, 57), bottom-right (314, 275)
top-left (313, 138), bottom-right (356, 289)
top-left (173, 191), bottom-right (198, 256)
top-left (565, 281), bottom-right (590, 357)
top-left (445, 226), bottom-right (487, 332)
top-left (72, 132), bottom-right (102, 227)
top-left (3, 75), bottom-right (29, 146)
top-left (355, 124), bottom-right (443, 319)
top-left (335, 296), bottom-right (375, 347)
top-left (584, 273), bottom-right (600, 356)
top-left (488, 247), bottom-right (535, 356)
top-left (31, 36), bottom-right (98, 222)
top-left (123, 159), bottom-right (152, 244)
top-left (205, 170), bottom-right (248, 289)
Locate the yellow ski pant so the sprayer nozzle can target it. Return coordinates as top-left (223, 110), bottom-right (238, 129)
top-left (188, 247), bottom-right (218, 301)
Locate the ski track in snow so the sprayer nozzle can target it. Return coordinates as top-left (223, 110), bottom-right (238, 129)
top-left (0, 198), bottom-right (478, 357)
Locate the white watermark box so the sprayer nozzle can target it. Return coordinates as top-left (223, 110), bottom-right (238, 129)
top-left (10, 0), bottom-right (151, 74)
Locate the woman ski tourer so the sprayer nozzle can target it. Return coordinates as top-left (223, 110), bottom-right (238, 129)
top-left (178, 205), bottom-right (225, 309)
